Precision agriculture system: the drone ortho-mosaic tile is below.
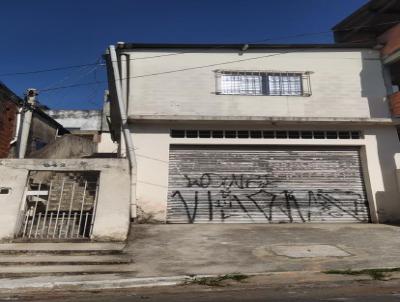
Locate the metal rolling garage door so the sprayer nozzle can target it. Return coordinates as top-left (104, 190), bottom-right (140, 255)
top-left (167, 145), bottom-right (370, 223)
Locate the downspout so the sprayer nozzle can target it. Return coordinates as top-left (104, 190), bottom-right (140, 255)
top-left (9, 107), bottom-right (22, 145)
top-left (108, 45), bottom-right (138, 219)
top-left (18, 108), bottom-right (33, 159)
top-left (18, 89), bottom-right (37, 159)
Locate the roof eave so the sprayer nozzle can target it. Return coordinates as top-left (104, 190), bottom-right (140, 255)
top-left (116, 43), bottom-right (375, 51)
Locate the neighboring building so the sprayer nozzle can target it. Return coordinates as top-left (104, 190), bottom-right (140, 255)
top-left (106, 42), bottom-right (400, 224)
top-left (0, 82), bottom-right (68, 158)
top-left (0, 83), bottom-right (20, 158)
top-left (333, 0), bottom-right (400, 117)
top-left (0, 87), bottom-right (129, 242)
top-left (46, 109), bottom-right (102, 137)
top-left (46, 101), bottom-right (118, 154)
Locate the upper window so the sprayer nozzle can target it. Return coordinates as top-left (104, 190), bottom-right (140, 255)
top-left (216, 70), bottom-right (311, 96)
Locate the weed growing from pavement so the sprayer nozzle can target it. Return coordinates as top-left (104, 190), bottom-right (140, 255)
top-left (184, 273), bottom-right (249, 286)
top-left (324, 268), bottom-right (400, 280)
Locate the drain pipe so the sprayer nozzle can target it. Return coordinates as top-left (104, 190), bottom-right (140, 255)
top-left (18, 89), bottom-right (37, 158)
top-left (18, 108), bottom-right (32, 158)
top-left (108, 45), bottom-right (138, 219)
top-left (9, 107), bottom-right (22, 145)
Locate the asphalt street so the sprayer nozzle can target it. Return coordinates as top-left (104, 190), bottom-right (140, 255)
top-left (2, 278), bottom-right (400, 302)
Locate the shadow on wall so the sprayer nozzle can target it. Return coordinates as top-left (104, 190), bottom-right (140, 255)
top-left (360, 50), bottom-right (400, 223)
top-left (360, 50), bottom-right (391, 118)
top-left (374, 128), bottom-right (400, 223)
top-left (28, 134), bottom-right (96, 159)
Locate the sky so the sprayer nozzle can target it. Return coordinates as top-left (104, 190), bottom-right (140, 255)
top-left (0, 0), bottom-right (368, 110)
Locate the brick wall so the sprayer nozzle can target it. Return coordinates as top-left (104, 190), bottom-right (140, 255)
top-left (378, 24), bottom-right (400, 57)
top-left (389, 91), bottom-right (400, 117)
top-left (0, 99), bottom-right (18, 158)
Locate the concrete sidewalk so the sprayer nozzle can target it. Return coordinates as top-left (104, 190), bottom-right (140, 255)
top-left (126, 223), bottom-right (400, 277)
top-left (1, 223), bottom-right (400, 291)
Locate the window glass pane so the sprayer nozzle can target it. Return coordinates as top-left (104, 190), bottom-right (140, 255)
top-left (225, 130), bottom-right (236, 138)
top-left (268, 75), bottom-right (281, 95)
top-left (301, 131), bottom-right (312, 139)
top-left (263, 131), bottom-right (275, 138)
top-left (199, 130), bottom-right (211, 138)
top-left (338, 131), bottom-right (350, 139)
top-left (351, 131), bottom-right (361, 139)
top-left (250, 130), bottom-right (262, 138)
top-left (212, 130), bottom-right (223, 138)
top-left (276, 131), bottom-right (287, 138)
top-left (221, 73), bottom-right (262, 95)
top-left (288, 131), bottom-right (300, 139)
top-left (186, 130), bottom-right (198, 138)
top-left (313, 131), bottom-right (325, 139)
top-left (237, 130), bottom-right (249, 138)
top-left (170, 130), bottom-right (185, 138)
top-left (326, 131), bottom-right (338, 139)
top-left (268, 73), bottom-right (302, 96)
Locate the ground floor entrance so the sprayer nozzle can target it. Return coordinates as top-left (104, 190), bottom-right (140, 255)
top-left (167, 145), bottom-right (370, 223)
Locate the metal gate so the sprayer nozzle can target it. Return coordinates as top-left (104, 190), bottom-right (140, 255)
top-left (17, 171), bottom-right (99, 240)
top-left (167, 145), bottom-right (370, 223)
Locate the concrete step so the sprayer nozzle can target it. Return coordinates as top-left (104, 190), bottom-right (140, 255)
top-left (0, 242), bottom-right (126, 254)
top-left (0, 264), bottom-right (136, 277)
top-left (0, 254), bottom-right (132, 266)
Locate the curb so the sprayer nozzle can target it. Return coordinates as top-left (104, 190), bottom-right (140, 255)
top-left (0, 269), bottom-right (399, 292)
top-left (0, 275), bottom-right (192, 292)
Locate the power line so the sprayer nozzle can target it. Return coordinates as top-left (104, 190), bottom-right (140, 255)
top-left (114, 20), bottom-right (400, 61)
top-left (39, 40), bottom-right (376, 93)
top-left (39, 52), bottom-right (300, 92)
top-left (0, 61), bottom-right (104, 77)
top-left (2, 19), bottom-right (400, 78)
top-left (0, 20), bottom-right (400, 77)
top-left (41, 63), bottom-right (100, 91)
top-left (40, 81), bottom-right (104, 92)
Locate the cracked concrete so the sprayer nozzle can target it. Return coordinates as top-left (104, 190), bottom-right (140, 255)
top-left (125, 223), bottom-right (400, 277)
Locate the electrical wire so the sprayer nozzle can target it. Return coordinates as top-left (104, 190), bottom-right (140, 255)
top-left (0, 61), bottom-right (103, 77)
top-left (1, 19), bottom-right (399, 78)
top-left (39, 39), bottom-right (377, 93)
top-left (41, 61), bottom-right (101, 91)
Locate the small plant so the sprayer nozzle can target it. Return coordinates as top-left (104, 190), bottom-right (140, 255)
top-left (184, 273), bottom-right (249, 286)
top-left (324, 267), bottom-right (400, 281)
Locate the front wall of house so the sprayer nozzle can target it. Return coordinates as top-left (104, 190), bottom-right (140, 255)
top-left (124, 48), bottom-right (389, 119)
top-left (131, 123), bottom-right (400, 224)
top-left (0, 158), bottom-right (130, 241)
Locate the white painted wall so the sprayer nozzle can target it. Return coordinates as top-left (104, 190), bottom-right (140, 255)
top-left (0, 158), bottom-right (130, 241)
top-left (46, 110), bottom-right (102, 131)
top-left (97, 133), bottom-right (118, 153)
top-left (122, 48), bottom-right (389, 119)
top-left (131, 123), bottom-right (400, 223)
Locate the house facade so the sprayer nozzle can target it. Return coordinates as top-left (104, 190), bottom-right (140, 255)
top-left (333, 0), bottom-right (400, 121)
top-left (45, 108), bottom-right (117, 154)
top-left (0, 82), bottom-right (68, 159)
top-left (106, 43), bottom-right (400, 224)
top-left (0, 85), bottom-right (130, 242)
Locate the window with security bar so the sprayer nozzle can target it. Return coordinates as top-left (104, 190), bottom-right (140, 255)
top-left (216, 70), bottom-right (312, 96)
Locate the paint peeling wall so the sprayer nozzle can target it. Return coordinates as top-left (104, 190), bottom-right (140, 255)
top-left (0, 158), bottom-right (131, 241)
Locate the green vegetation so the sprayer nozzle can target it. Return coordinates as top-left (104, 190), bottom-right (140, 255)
top-left (184, 273), bottom-right (249, 286)
top-left (324, 268), bottom-right (400, 280)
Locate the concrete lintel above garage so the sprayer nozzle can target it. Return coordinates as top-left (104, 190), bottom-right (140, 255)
top-left (128, 115), bottom-right (400, 126)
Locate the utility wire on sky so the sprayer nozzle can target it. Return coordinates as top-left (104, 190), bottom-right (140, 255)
top-left (1, 19), bottom-right (399, 78)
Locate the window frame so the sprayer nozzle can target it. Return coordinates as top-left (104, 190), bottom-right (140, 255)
top-left (215, 70), bottom-right (312, 97)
